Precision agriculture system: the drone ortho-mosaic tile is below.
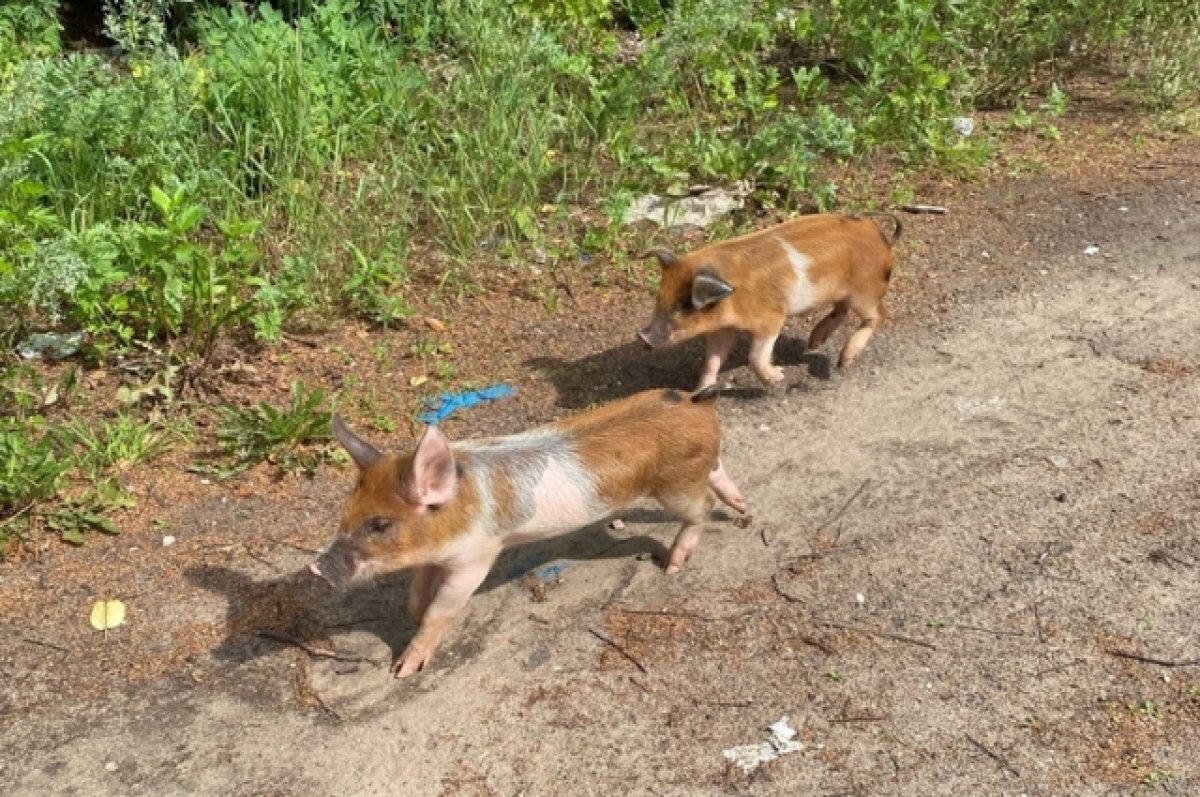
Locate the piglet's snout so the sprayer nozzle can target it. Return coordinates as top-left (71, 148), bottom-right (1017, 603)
top-left (309, 546), bottom-right (356, 588)
top-left (308, 561), bottom-right (333, 585)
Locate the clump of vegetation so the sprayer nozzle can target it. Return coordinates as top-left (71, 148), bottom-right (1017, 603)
top-left (213, 381), bottom-right (333, 478)
top-left (2, 0), bottom-right (1198, 555)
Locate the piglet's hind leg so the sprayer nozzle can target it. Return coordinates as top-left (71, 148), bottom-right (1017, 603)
top-left (709, 460), bottom-right (747, 514)
top-left (659, 490), bottom-right (714, 575)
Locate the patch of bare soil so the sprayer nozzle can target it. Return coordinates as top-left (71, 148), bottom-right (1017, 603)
top-left (2, 102), bottom-right (1199, 796)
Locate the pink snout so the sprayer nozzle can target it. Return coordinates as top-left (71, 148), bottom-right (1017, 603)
top-left (308, 561), bottom-right (333, 585)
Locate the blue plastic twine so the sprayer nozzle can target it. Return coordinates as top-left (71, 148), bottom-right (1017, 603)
top-left (418, 383), bottom-right (516, 425)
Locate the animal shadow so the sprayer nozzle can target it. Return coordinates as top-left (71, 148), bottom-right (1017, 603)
top-left (185, 520), bottom-right (674, 672)
top-left (528, 332), bottom-right (831, 409)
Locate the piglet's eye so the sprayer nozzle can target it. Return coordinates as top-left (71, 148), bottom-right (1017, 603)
top-left (363, 517), bottom-right (393, 535)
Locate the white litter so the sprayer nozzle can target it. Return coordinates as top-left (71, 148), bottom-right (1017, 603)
top-left (622, 182), bottom-right (751, 229)
top-left (1084, 245), bottom-right (1100, 256)
top-left (162, 535), bottom-right (176, 547)
top-left (953, 116), bottom-right (975, 137)
top-left (722, 717), bottom-right (803, 773)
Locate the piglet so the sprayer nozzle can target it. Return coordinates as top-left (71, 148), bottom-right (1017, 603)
top-left (639, 212), bottom-right (902, 389)
top-left (310, 386), bottom-right (747, 678)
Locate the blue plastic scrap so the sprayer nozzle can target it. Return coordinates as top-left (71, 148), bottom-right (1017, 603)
top-left (417, 383), bottom-right (516, 425)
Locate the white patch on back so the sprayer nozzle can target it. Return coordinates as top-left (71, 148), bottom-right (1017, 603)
top-left (502, 456), bottom-right (605, 546)
top-left (779, 239), bottom-right (820, 314)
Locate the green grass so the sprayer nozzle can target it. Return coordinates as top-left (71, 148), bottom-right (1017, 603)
top-left (213, 381), bottom-right (333, 477)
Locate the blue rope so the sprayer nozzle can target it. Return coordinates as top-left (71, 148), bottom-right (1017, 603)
top-left (418, 383), bottom-right (516, 425)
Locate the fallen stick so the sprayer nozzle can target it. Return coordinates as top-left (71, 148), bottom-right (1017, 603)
top-left (830, 714), bottom-right (889, 723)
top-left (818, 479), bottom-right (872, 532)
top-left (899, 204), bottom-right (947, 215)
top-left (256, 630), bottom-right (371, 664)
top-left (1105, 648), bottom-right (1200, 668)
top-left (965, 733), bottom-right (1020, 777)
top-left (956, 624), bottom-right (1028, 638)
top-left (816, 619), bottom-right (937, 651)
top-left (589, 628), bottom-right (648, 674)
top-left (22, 636), bottom-right (70, 653)
top-left (771, 574), bottom-right (805, 604)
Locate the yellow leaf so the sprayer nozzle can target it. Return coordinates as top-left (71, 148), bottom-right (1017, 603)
top-left (89, 599), bottom-right (126, 631)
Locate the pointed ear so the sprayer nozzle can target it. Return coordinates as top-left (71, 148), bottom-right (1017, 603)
top-left (648, 249), bottom-right (679, 269)
top-left (332, 413), bottom-right (382, 470)
top-left (691, 268), bottom-right (733, 309)
top-left (402, 425), bottom-right (457, 506)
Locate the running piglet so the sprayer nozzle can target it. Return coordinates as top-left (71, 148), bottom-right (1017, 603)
top-left (310, 386), bottom-right (746, 678)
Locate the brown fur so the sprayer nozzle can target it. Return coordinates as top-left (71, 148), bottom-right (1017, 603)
top-left (641, 213), bottom-right (900, 388)
top-left (554, 388), bottom-right (722, 507)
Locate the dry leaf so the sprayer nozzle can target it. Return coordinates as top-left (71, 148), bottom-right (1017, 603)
top-left (424, 317), bottom-right (446, 332)
top-left (409, 375), bottom-right (428, 387)
top-left (89, 599), bottom-right (126, 631)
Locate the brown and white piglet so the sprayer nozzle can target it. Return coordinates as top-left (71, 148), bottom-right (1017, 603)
top-left (310, 387), bottom-right (747, 679)
top-left (639, 212), bottom-right (902, 389)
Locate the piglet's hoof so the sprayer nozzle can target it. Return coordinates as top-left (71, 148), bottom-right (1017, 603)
top-left (393, 647), bottom-right (434, 679)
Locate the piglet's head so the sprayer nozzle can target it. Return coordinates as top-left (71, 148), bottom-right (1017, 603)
top-left (638, 250), bottom-right (734, 349)
top-left (309, 415), bottom-right (458, 588)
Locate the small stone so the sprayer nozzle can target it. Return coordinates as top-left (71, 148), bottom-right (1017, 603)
top-left (162, 535), bottom-right (176, 547)
top-left (1084, 245), bottom-right (1100, 256)
top-left (105, 761), bottom-right (118, 772)
top-left (758, 423), bottom-right (771, 433)
top-left (855, 593), bottom-right (866, 606)
top-left (1049, 455), bottom-right (1070, 469)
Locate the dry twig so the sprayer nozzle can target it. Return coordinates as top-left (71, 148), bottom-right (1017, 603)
top-left (22, 636), bottom-right (69, 654)
top-left (818, 479), bottom-right (872, 533)
top-left (257, 630), bottom-right (371, 664)
top-left (965, 734), bottom-right (1020, 776)
top-left (1105, 648), bottom-right (1200, 668)
top-left (771, 574), bottom-right (805, 604)
top-left (589, 628), bottom-right (648, 674)
top-left (816, 619), bottom-right (937, 651)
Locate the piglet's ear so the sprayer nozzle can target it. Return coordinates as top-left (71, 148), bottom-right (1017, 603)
top-left (401, 425), bottom-right (457, 507)
top-left (649, 249), bottom-right (679, 269)
top-left (691, 267), bottom-right (733, 309)
top-left (333, 413), bottom-right (382, 470)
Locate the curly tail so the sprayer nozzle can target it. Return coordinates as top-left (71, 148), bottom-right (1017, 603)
top-left (858, 211), bottom-right (903, 247)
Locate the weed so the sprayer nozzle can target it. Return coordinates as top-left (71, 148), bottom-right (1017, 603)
top-left (55, 413), bottom-right (177, 479)
top-left (1136, 699), bottom-right (1163, 721)
top-left (1143, 767), bottom-right (1174, 786)
top-left (214, 381), bottom-right (332, 477)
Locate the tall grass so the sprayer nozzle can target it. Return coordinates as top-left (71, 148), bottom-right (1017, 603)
top-left (2, 0), bottom-right (1199, 353)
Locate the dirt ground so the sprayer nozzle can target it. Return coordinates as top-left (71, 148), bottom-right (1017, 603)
top-left (3, 128), bottom-right (1199, 795)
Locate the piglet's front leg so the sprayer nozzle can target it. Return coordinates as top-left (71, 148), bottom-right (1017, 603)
top-left (394, 559), bottom-right (492, 679)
